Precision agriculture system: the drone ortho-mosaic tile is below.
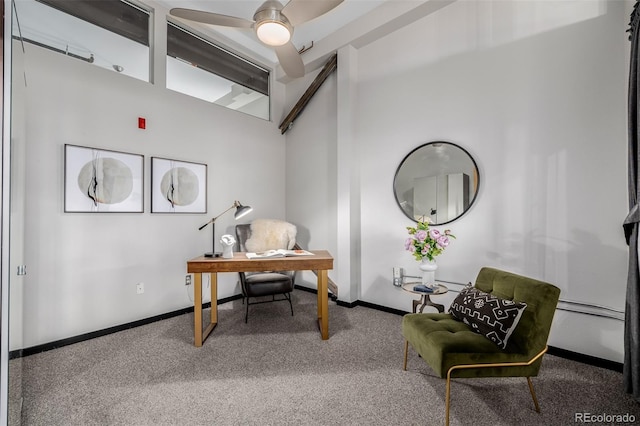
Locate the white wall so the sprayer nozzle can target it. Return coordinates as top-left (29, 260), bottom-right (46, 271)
top-left (13, 39), bottom-right (286, 348)
top-left (286, 0), bottom-right (630, 362)
top-left (284, 67), bottom-right (340, 291)
top-left (284, 47), bottom-right (363, 303)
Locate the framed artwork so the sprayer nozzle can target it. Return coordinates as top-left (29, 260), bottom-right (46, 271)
top-left (64, 144), bottom-right (144, 213)
top-left (151, 157), bottom-right (207, 213)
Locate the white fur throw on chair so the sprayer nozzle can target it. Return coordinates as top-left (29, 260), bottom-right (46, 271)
top-left (245, 219), bottom-right (297, 252)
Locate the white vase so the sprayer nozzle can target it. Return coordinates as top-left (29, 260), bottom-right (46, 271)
top-left (419, 258), bottom-right (438, 287)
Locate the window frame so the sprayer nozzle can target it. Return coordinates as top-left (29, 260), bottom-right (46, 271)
top-left (166, 19), bottom-right (271, 119)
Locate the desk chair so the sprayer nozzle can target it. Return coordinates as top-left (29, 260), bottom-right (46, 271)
top-left (235, 219), bottom-right (297, 323)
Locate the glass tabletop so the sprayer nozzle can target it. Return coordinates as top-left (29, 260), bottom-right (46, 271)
top-left (401, 282), bottom-right (448, 296)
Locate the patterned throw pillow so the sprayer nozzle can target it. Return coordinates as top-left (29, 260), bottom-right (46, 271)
top-left (449, 287), bottom-right (527, 349)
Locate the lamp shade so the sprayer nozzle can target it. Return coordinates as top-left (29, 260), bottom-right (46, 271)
top-left (234, 202), bottom-right (253, 220)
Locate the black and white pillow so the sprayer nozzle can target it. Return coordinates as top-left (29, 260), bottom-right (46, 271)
top-left (449, 287), bottom-right (527, 349)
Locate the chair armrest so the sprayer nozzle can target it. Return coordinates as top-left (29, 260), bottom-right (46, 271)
top-left (446, 346), bottom-right (548, 380)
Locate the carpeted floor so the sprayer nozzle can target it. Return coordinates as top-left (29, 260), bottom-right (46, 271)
top-left (10, 290), bottom-right (640, 425)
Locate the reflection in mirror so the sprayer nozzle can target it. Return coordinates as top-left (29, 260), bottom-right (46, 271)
top-left (394, 141), bottom-right (479, 225)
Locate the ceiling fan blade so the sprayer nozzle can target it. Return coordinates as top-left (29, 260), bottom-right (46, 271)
top-left (275, 42), bottom-right (305, 78)
top-left (282, 0), bottom-right (344, 27)
top-left (170, 8), bottom-right (254, 28)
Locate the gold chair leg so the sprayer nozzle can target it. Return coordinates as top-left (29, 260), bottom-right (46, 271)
top-left (445, 376), bottom-right (451, 426)
top-left (441, 348), bottom-right (547, 425)
top-left (527, 377), bottom-right (541, 412)
top-left (403, 340), bottom-right (409, 371)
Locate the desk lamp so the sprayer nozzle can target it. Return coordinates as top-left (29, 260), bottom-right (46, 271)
top-left (199, 200), bottom-right (253, 257)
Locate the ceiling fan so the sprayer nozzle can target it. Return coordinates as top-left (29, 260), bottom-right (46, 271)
top-left (170, 0), bottom-right (344, 78)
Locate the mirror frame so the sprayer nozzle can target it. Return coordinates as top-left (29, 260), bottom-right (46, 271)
top-left (393, 141), bottom-right (480, 225)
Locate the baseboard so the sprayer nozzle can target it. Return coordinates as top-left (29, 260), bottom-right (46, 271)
top-left (294, 284), bottom-right (337, 301)
top-left (9, 294), bottom-right (243, 359)
top-left (336, 299), bottom-right (358, 308)
top-left (10, 291), bottom-right (625, 373)
top-left (294, 284), bottom-right (317, 294)
top-left (336, 299), bottom-right (407, 316)
top-left (547, 346), bottom-right (623, 373)
top-left (295, 286), bottom-right (402, 313)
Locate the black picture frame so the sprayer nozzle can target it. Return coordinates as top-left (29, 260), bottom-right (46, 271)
top-left (64, 144), bottom-right (144, 213)
top-left (151, 157), bottom-right (207, 213)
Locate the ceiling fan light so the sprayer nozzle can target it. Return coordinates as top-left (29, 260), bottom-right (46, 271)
top-left (256, 21), bottom-right (290, 46)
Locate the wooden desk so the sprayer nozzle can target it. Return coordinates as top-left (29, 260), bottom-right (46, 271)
top-left (186, 250), bottom-right (334, 347)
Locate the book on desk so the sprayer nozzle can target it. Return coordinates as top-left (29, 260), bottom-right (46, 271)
top-left (246, 249), bottom-right (314, 259)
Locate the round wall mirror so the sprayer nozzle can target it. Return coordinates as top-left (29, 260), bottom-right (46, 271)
top-left (394, 141), bottom-right (480, 225)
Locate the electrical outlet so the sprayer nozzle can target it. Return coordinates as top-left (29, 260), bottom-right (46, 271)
top-left (393, 267), bottom-right (403, 287)
top-left (136, 282), bottom-right (144, 294)
top-left (185, 275), bottom-right (191, 286)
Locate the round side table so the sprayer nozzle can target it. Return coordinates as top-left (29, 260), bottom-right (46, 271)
top-left (401, 282), bottom-right (448, 313)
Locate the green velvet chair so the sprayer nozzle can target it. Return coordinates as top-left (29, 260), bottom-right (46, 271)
top-left (402, 267), bottom-right (561, 426)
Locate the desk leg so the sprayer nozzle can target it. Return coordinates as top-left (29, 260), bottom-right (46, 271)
top-left (194, 273), bottom-right (203, 347)
top-left (210, 272), bottom-right (218, 328)
top-left (413, 295), bottom-right (444, 313)
top-left (317, 269), bottom-right (329, 340)
top-left (194, 272), bottom-right (218, 347)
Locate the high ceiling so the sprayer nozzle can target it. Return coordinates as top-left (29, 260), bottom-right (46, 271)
top-left (13, 0), bottom-right (456, 82)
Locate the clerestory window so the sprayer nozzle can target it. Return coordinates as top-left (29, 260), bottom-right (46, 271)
top-left (166, 22), bottom-right (270, 121)
top-left (12, 0), bottom-right (151, 82)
